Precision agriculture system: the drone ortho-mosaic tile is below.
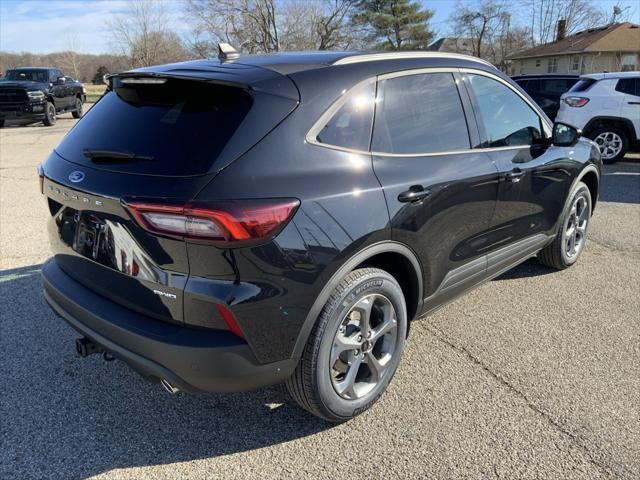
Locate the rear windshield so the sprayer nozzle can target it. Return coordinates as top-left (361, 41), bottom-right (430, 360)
top-left (55, 77), bottom-right (253, 176)
top-left (569, 78), bottom-right (596, 93)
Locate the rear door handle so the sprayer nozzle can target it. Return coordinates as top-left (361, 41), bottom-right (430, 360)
top-left (398, 186), bottom-right (431, 203)
top-left (505, 169), bottom-right (525, 183)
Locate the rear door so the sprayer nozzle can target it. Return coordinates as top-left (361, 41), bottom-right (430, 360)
top-left (371, 69), bottom-right (500, 306)
top-left (616, 77), bottom-right (640, 140)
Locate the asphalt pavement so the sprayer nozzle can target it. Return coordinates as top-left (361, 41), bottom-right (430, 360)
top-left (1, 115), bottom-right (638, 479)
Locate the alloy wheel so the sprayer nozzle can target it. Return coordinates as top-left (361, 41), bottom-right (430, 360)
top-left (564, 195), bottom-right (589, 259)
top-left (48, 104), bottom-right (56, 124)
top-left (594, 132), bottom-right (622, 161)
top-left (330, 294), bottom-right (398, 400)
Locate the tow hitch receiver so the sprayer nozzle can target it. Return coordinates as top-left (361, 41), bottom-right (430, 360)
top-left (75, 337), bottom-right (101, 358)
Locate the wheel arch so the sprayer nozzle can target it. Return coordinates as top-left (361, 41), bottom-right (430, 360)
top-left (578, 166), bottom-right (599, 212)
top-left (291, 241), bottom-right (423, 360)
top-left (584, 116), bottom-right (636, 141)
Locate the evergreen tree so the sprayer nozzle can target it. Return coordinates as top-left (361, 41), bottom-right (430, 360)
top-left (352, 0), bottom-right (435, 50)
top-left (92, 66), bottom-right (109, 85)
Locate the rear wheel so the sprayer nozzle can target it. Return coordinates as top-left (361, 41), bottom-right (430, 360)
top-left (0, 120), bottom-right (4, 128)
top-left (43, 102), bottom-right (56, 126)
top-left (286, 268), bottom-right (407, 422)
top-left (589, 126), bottom-right (628, 164)
top-left (538, 181), bottom-right (592, 269)
top-left (72, 97), bottom-right (83, 118)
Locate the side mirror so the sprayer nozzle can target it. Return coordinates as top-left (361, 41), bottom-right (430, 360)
top-left (56, 76), bottom-right (66, 85)
top-left (552, 122), bottom-right (581, 147)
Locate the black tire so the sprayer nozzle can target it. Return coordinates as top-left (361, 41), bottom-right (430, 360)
top-left (286, 267), bottom-right (407, 422)
top-left (588, 126), bottom-right (628, 164)
top-left (72, 97), bottom-right (83, 118)
top-left (0, 120), bottom-right (5, 128)
top-left (43, 102), bottom-right (56, 126)
top-left (538, 181), bottom-right (592, 270)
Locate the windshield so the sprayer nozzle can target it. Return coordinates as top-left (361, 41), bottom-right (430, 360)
top-left (3, 69), bottom-right (49, 82)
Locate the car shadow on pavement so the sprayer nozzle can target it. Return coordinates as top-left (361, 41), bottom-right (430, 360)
top-left (0, 265), bottom-right (330, 480)
top-left (493, 257), bottom-right (556, 281)
top-left (599, 163), bottom-right (640, 204)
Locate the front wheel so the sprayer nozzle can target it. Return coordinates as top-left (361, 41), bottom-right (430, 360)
top-left (538, 181), bottom-right (592, 269)
top-left (72, 97), bottom-right (83, 118)
top-left (286, 268), bottom-right (407, 422)
top-left (43, 102), bottom-right (56, 126)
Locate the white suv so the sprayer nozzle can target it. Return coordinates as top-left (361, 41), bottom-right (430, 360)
top-left (557, 72), bottom-right (639, 163)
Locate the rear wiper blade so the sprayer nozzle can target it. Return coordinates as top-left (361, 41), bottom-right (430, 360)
top-left (83, 149), bottom-right (154, 162)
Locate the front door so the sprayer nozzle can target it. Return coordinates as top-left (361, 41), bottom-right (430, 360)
top-left (49, 69), bottom-right (69, 109)
top-left (371, 70), bottom-right (500, 308)
top-left (463, 71), bottom-right (575, 272)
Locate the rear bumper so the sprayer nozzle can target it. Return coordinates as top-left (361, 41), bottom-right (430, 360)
top-left (41, 259), bottom-right (296, 393)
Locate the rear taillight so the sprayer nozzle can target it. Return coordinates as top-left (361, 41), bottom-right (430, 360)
top-left (564, 96), bottom-right (589, 107)
top-left (124, 198), bottom-right (300, 246)
top-left (37, 164), bottom-right (44, 195)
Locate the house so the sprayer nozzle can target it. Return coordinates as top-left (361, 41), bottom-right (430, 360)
top-left (427, 37), bottom-right (475, 56)
top-left (509, 22), bottom-right (640, 75)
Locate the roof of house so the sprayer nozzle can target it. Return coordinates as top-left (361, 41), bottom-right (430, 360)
top-left (509, 22), bottom-right (640, 59)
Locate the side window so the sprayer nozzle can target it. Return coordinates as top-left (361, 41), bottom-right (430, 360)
top-left (467, 74), bottom-right (543, 148)
top-left (371, 72), bottom-right (470, 154)
top-left (541, 79), bottom-right (572, 95)
top-left (616, 78), bottom-right (640, 96)
top-left (315, 81), bottom-right (375, 151)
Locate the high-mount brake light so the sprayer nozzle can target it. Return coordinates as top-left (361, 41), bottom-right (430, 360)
top-left (124, 199), bottom-right (300, 245)
top-left (119, 77), bottom-right (167, 85)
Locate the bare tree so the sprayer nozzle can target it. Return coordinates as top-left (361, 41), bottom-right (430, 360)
top-left (315, 0), bottom-right (358, 50)
top-left (184, 0), bottom-right (356, 56)
top-left (60, 35), bottom-right (81, 79)
top-left (527, 0), bottom-right (604, 45)
top-left (184, 0), bottom-right (279, 55)
top-left (451, 1), bottom-right (510, 58)
top-left (451, 1), bottom-right (533, 70)
top-left (109, 0), bottom-right (188, 67)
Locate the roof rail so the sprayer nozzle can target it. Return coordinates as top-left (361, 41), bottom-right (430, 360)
top-left (332, 51), bottom-right (494, 68)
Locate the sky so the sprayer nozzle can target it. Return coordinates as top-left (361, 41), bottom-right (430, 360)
top-left (0, 0), bottom-right (638, 55)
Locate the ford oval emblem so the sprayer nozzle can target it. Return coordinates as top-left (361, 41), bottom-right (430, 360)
top-left (68, 171), bottom-right (85, 183)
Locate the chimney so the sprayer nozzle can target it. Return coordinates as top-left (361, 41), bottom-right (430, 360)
top-left (556, 19), bottom-right (567, 42)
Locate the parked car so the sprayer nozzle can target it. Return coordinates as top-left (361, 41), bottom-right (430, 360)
top-left (40, 49), bottom-right (602, 422)
top-left (557, 72), bottom-right (640, 163)
top-left (0, 67), bottom-right (85, 127)
top-left (512, 74), bottom-right (579, 120)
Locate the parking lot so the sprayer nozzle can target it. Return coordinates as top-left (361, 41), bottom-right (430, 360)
top-left (1, 114), bottom-right (639, 479)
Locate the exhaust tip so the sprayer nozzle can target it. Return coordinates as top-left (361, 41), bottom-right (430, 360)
top-left (160, 378), bottom-right (180, 394)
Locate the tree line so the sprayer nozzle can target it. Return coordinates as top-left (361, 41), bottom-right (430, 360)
top-left (0, 0), bottom-right (633, 82)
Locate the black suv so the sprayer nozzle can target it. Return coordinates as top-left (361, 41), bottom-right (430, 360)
top-left (0, 67), bottom-right (85, 127)
top-left (512, 74), bottom-right (579, 120)
top-left (40, 51), bottom-right (601, 422)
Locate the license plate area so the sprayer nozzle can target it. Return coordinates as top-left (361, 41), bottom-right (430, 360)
top-left (73, 212), bottom-right (108, 261)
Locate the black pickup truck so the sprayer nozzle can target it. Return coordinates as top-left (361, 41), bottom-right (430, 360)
top-left (0, 67), bottom-right (85, 127)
